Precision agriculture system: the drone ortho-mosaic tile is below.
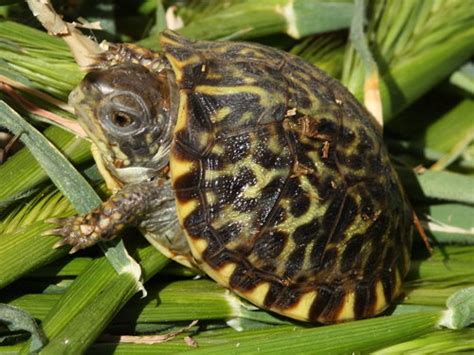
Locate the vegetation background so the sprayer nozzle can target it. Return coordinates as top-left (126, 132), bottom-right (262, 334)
top-left (0, 0), bottom-right (473, 353)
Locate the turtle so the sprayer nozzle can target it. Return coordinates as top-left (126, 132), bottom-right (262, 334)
top-left (49, 30), bottom-right (413, 324)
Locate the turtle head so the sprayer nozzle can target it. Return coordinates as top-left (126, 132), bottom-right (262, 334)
top-left (69, 63), bottom-right (178, 184)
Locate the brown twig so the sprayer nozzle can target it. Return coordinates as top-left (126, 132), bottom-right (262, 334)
top-left (0, 75), bottom-right (74, 114)
top-left (26, 0), bottom-right (105, 70)
top-left (413, 211), bottom-right (433, 254)
top-left (0, 81), bottom-right (86, 138)
top-left (0, 132), bottom-right (22, 164)
top-left (98, 320), bottom-right (199, 345)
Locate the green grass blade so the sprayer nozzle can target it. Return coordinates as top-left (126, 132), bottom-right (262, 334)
top-left (19, 245), bottom-right (169, 354)
top-left (377, 28), bottom-right (474, 121)
top-left (0, 222), bottom-right (68, 289)
top-left (421, 204), bottom-right (474, 245)
top-left (420, 99), bottom-right (474, 153)
top-left (0, 126), bottom-right (91, 208)
top-left (450, 62), bottom-right (474, 95)
top-left (342, 1), bottom-right (474, 121)
top-left (375, 328), bottom-right (474, 354)
top-left (0, 304), bottom-right (47, 353)
top-left (185, 312), bottom-right (441, 354)
top-left (0, 21), bottom-right (81, 98)
top-left (140, 0), bottom-right (353, 47)
top-left (0, 101), bottom-right (98, 211)
top-left (39, 272), bottom-right (141, 354)
top-left (397, 168), bottom-right (474, 204)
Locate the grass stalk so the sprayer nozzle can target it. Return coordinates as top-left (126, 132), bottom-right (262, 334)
top-left (184, 312), bottom-right (442, 354)
top-left (140, 0), bottom-right (353, 47)
top-left (0, 126), bottom-right (91, 207)
top-left (19, 245), bottom-right (169, 354)
top-left (342, 0), bottom-right (474, 121)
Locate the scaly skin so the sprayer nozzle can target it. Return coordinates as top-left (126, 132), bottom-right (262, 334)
top-left (46, 178), bottom-right (174, 253)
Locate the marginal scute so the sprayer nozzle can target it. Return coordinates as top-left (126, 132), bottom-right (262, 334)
top-left (354, 282), bottom-right (376, 319)
top-left (229, 263), bottom-right (262, 291)
top-left (163, 29), bottom-right (413, 323)
top-left (241, 282), bottom-right (271, 306)
top-left (188, 236), bottom-right (208, 256)
top-left (374, 281), bottom-right (387, 314)
top-left (309, 284), bottom-right (345, 322)
top-left (281, 290), bottom-right (317, 320)
top-left (336, 291), bottom-right (356, 321)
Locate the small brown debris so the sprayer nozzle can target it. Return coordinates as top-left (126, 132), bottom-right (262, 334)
top-left (98, 320), bottom-right (199, 345)
top-left (414, 165), bottom-right (426, 174)
top-left (322, 141), bottom-right (330, 159)
top-left (0, 79), bottom-right (86, 137)
top-left (295, 116), bottom-right (332, 140)
top-left (413, 211), bottom-right (432, 254)
top-left (286, 107), bottom-right (297, 117)
top-left (0, 132), bottom-right (22, 164)
top-left (184, 336), bottom-right (198, 348)
top-left (292, 160), bottom-right (314, 177)
top-left (372, 209), bottom-right (382, 221)
top-left (114, 159), bottom-right (125, 168)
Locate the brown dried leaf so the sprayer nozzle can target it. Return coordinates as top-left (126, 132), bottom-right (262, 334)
top-left (26, 0), bottom-right (104, 69)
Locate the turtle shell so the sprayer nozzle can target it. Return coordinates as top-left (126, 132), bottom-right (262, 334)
top-left (161, 31), bottom-right (413, 323)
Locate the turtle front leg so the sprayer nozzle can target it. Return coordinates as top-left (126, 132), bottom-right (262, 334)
top-left (45, 178), bottom-right (175, 254)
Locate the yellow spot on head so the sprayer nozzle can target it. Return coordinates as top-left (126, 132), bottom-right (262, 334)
top-left (286, 108), bottom-right (297, 117)
top-left (195, 85), bottom-right (279, 108)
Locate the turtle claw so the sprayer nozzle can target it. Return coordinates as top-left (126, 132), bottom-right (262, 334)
top-left (69, 245), bottom-right (84, 255)
top-left (52, 238), bottom-right (69, 250)
top-left (43, 215), bottom-right (101, 253)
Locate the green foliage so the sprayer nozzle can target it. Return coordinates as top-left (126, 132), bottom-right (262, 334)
top-left (0, 0), bottom-right (473, 353)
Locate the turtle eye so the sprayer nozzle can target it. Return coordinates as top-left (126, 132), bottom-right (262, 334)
top-left (111, 111), bottom-right (134, 128)
top-left (101, 105), bottom-right (141, 134)
top-left (98, 91), bottom-right (149, 134)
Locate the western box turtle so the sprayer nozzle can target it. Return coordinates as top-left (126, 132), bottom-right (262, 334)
top-left (49, 30), bottom-right (413, 323)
